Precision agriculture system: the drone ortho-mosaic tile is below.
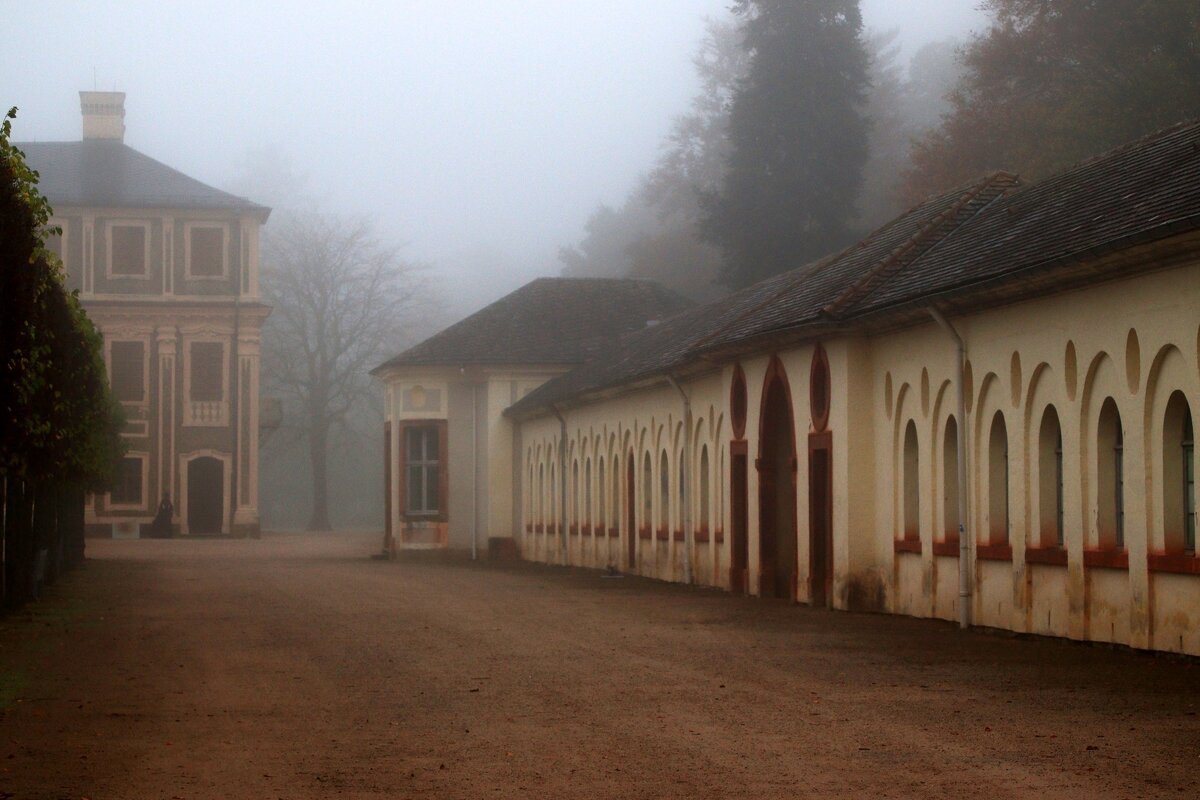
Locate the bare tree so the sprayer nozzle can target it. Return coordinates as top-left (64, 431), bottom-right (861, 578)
top-left (262, 210), bottom-right (424, 531)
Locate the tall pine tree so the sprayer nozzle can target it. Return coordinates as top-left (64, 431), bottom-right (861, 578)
top-left (703, 0), bottom-right (870, 289)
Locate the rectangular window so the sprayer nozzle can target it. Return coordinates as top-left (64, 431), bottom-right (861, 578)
top-left (405, 425), bottom-right (441, 516)
top-left (110, 341), bottom-right (145, 403)
top-left (188, 226), bottom-right (225, 277)
top-left (111, 224), bottom-right (147, 276)
top-left (110, 456), bottom-right (144, 506)
top-left (190, 342), bottom-right (225, 402)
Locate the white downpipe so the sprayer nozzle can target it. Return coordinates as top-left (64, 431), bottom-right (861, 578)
top-left (928, 306), bottom-right (971, 629)
top-left (667, 376), bottom-right (694, 585)
top-left (471, 381), bottom-right (478, 561)
top-left (551, 405), bottom-right (569, 566)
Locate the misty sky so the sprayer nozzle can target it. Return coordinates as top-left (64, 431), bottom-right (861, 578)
top-left (3, 1), bottom-right (989, 316)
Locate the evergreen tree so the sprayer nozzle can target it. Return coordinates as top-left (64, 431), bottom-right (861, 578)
top-left (702, 0), bottom-right (870, 289)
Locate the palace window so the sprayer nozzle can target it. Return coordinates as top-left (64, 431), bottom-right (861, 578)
top-left (1185, 412), bottom-right (1195, 553)
top-left (187, 225), bottom-right (226, 278)
top-left (109, 340), bottom-right (146, 403)
top-left (988, 412), bottom-right (1009, 544)
top-left (902, 420), bottom-right (919, 541)
top-left (189, 342), bottom-right (225, 402)
top-left (110, 455), bottom-right (145, 507)
top-left (405, 425), bottom-right (442, 517)
top-left (660, 450), bottom-right (670, 532)
top-left (1038, 407), bottom-right (1064, 548)
top-left (109, 223), bottom-right (148, 277)
top-left (597, 459), bottom-right (606, 530)
top-left (1097, 399), bottom-right (1124, 549)
top-left (1163, 392), bottom-right (1195, 554)
top-left (642, 452), bottom-right (652, 530)
top-left (942, 416), bottom-right (959, 542)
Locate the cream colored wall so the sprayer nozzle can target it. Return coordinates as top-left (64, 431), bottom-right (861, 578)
top-left (512, 258), bottom-right (1200, 656)
top-left (868, 262), bottom-right (1199, 653)
top-left (518, 373), bottom-right (730, 586)
top-left (382, 366), bottom-right (563, 550)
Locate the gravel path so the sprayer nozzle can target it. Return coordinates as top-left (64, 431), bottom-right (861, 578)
top-left (1, 532), bottom-right (1198, 798)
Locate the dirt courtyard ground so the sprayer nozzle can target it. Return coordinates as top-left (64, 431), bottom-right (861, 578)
top-left (1, 532), bottom-right (1198, 799)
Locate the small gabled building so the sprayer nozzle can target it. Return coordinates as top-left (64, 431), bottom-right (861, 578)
top-left (20, 92), bottom-right (271, 537)
top-left (371, 277), bottom-right (690, 555)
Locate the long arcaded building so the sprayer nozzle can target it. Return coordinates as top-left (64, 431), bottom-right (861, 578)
top-left (375, 121), bottom-right (1200, 656)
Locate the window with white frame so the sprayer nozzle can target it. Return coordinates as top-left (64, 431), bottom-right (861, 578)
top-left (405, 425), bottom-right (441, 517)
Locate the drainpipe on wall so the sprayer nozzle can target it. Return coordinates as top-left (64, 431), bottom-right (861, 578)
top-left (928, 306), bottom-right (971, 629)
top-left (550, 404), bottom-right (569, 566)
top-left (471, 380), bottom-right (479, 561)
top-left (667, 376), bottom-right (694, 585)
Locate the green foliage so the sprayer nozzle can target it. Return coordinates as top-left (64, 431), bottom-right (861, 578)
top-left (902, 0), bottom-right (1200, 202)
top-left (0, 107), bottom-right (124, 487)
top-left (702, 0), bottom-right (871, 289)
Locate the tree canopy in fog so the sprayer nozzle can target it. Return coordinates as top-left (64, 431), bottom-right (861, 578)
top-left (902, 0), bottom-right (1200, 202)
top-left (262, 212), bottom-right (424, 531)
top-left (702, 0), bottom-right (870, 289)
top-left (559, 17), bottom-right (745, 302)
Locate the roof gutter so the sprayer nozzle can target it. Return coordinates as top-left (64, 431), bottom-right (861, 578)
top-left (927, 306), bottom-right (971, 630)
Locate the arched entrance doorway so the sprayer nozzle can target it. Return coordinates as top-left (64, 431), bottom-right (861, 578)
top-left (188, 456), bottom-right (225, 535)
top-left (758, 357), bottom-right (798, 600)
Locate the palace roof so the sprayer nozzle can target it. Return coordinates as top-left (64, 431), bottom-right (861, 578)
top-left (18, 140), bottom-right (269, 216)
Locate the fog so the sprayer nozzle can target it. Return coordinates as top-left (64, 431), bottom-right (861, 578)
top-left (2, 1), bottom-right (986, 318)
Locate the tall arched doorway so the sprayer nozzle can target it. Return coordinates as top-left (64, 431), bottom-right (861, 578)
top-left (758, 356), bottom-right (798, 600)
top-left (187, 456), bottom-right (225, 535)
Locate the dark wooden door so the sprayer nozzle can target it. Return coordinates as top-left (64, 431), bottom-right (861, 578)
top-left (187, 457), bottom-right (224, 535)
top-left (730, 444), bottom-right (749, 594)
top-left (758, 373), bottom-right (798, 600)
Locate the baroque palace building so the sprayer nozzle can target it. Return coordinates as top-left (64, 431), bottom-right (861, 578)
top-left (378, 121), bottom-right (1200, 656)
top-left (20, 92), bottom-right (270, 537)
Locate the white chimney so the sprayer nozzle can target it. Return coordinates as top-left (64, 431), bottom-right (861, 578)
top-left (79, 91), bottom-right (125, 142)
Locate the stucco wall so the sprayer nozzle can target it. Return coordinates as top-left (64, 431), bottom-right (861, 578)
top-left (513, 258), bottom-right (1200, 655)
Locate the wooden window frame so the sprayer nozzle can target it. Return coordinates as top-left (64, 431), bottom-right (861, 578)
top-left (108, 451), bottom-right (149, 511)
top-left (398, 420), bottom-right (448, 523)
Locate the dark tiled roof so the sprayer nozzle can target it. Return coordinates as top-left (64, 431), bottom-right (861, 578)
top-left (17, 140), bottom-right (269, 215)
top-left (371, 277), bottom-right (692, 372)
top-left (509, 173), bottom-right (1017, 415)
top-left (838, 119), bottom-right (1200, 317)
top-left (509, 119), bottom-right (1200, 417)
